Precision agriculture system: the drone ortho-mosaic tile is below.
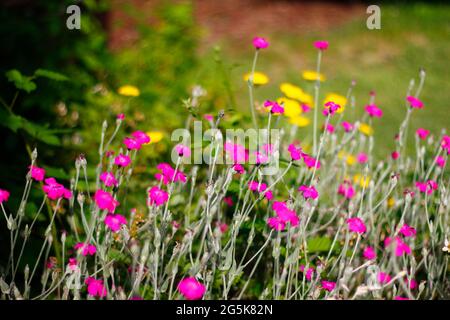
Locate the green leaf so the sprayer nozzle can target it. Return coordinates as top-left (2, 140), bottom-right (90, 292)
top-left (307, 236), bottom-right (337, 253)
top-left (34, 69), bottom-right (69, 81)
top-left (5, 69), bottom-right (36, 93)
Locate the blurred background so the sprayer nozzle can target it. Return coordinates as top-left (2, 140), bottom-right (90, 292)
top-left (0, 0), bottom-right (449, 271)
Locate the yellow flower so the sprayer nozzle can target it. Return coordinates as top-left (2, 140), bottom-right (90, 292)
top-left (280, 83), bottom-right (304, 100)
top-left (118, 85), bottom-right (140, 97)
top-left (387, 197), bottom-right (395, 208)
top-left (288, 116), bottom-right (310, 127)
top-left (277, 97), bottom-right (301, 118)
top-left (243, 72), bottom-right (269, 85)
top-left (324, 93), bottom-right (347, 113)
top-left (146, 131), bottom-right (164, 144)
top-left (299, 92), bottom-right (314, 106)
top-left (338, 151), bottom-right (356, 166)
top-left (358, 123), bottom-right (374, 136)
top-left (353, 174), bottom-right (371, 188)
top-left (302, 70), bottom-right (326, 82)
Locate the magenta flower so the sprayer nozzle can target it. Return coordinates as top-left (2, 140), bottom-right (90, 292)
top-left (321, 280), bottom-right (336, 292)
top-left (405, 278), bottom-right (418, 290)
top-left (104, 213), bottom-right (127, 232)
top-left (74, 243), bottom-right (97, 256)
top-left (85, 277), bottom-right (107, 298)
top-left (436, 156), bottom-right (446, 168)
top-left (248, 181), bottom-right (272, 200)
top-left (363, 246), bottom-right (376, 260)
top-left (298, 185), bottom-right (319, 200)
top-left (299, 265), bottom-right (315, 281)
top-left (338, 182), bottom-right (355, 199)
top-left (303, 154), bottom-right (321, 169)
top-left (132, 130), bottom-right (150, 145)
top-left (68, 258), bottom-right (78, 271)
top-left (325, 123), bottom-right (335, 133)
top-left (406, 96), bottom-right (424, 109)
top-left (42, 178), bottom-right (72, 200)
top-left (155, 163), bottom-right (186, 185)
top-left (357, 152), bottom-right (368, 164)
top-left (301, 103), bottom-right (311, 113)
top-left (94, 190), bottom-right (119, 213)
top-left (232, 164), bottom-right (245, 174)
top-left (384, 236), bottom-right (411, 256)
top-left (347, 217), bottom-right (366, 234)
top-left (218, 222), bottom-right (228, 233)
top-left (0, 189), bottom-right (10, 203)
top-left (204, 114), bottom-right (214, 122)
top-left (378, 272), bottom-right (392, 284)
top-left (288, 143), bottom-right (304, 161)
top-left (322, 101), bottom-right (341, 116)
top-left (415, 180), bottom-right (438, 195)
top-left (148, 186), bottom-right (169, 207)
top-left (114, 154), bottom-right (131, 167)
top-left (272, 201), bottom-right (299, 227)
top-left (391, 151), bottom-right (399, 160)
top-left (175, 144), bottom-right (191, 157)
top-left (252, 37), bottom-right (269, 49)
top-left (267, 216), bottom-right (286, 231)
top-left (224, 142), bottom-right (249, 164)
top-left (100, 172), bottom-right (118, 187)
top-left (123, 137), bottom-right (141, 150)
top-left (399, 224), bottom-right (416, 238)
top-left (365, 104), bottom-right (383, 118)
top-left (223, 196), bottom-right (233, 206)
top-left (264, 100), bottom-right (284, 115)
top-left (254, 151), bottom-right (269, 165)
top-left (29, 165), bottom-right (45, 181)
top-left (314, 40), bottom-right (329, 51)
top-left (441, 135), bottom-right (450, 154)
top-left (416, 128), bottom-right (429, 140)
top-left (341, 121), bottom-right (354, 133)
top-left (177, 277), bottom-right (206, 300)
top-left (117, 113), bottom-right (125, 120)
top-left (394, 296), bottom-right (410, 300)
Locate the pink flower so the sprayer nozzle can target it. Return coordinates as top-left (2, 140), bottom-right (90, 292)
top-left (325, 123), bottom-right (335, 133)
top-left (357, 153), bottom-right (368, 164)
top-left (301, 103), bottom-right (311, 113)
top-left (117, 113), bottom-right (125, 120)
top-left (132, 131), bottom-right (150, 145)
top-left (338, 181), bottom-right (355, 199)
top-left (94, 190), bottom-right (119, 213)
top-left (272, 201), bottom-right (299, 227)
top-left (399, 224), bottom-right (416, 238)
top-left (363, 246), bottom-right (376, 260)
top-left (148, 186), bottom-right (169, 207)
top-left (378, 272), bottom-right (392, 284)
top-left (441, 135), bottom-right (450, 154)
top-left (175, 144), bottom-right (191, 157)
top-left (254, 151), bottom-right (269, 164)
top-left (223, 196), bottom-right (233, 206)
top-left (341, 121), bottom-right (354, 133)
top-left (100, 172), bottom-right (118, 187)
top-left (155, 163), bottom-right (186, 184)
top-left (29, 165), bottom-right (45, 181)
top-left (0, 189), bottom-right (10, 203)
top-left (415, 180), bottom-right (438, 195)
top-left (177, 277), bottom-right (206, 300)
top-left (347, 217), bottom-right (366, 234)
top-left (321, 280), bottom-right (336, 292)
top-left (264, 100), bottom-right (284, 115)
top-left (68, 258), bottom-right (78, 271)
top-left (406, 96), bottom-right (424, 109)
top-left (85, 277), bottom-right (107, 298)
top-left (74, 243), bottom-right (97, 256)
top-left (114, 154), bottom-right (131, 167)
top-left (322, 101), bottom-right (341, 116)
top-left (253, 37), bottom-right (269, 49)
top-left (298, 185), bottom-right (319, 200)
top-left (268, 216), bottom-right (286, 231)
top-left (404, 278), bottom-right (418, 290)
top-left (232, 164), bottom-right (245, 174)
top-left (394, 296), bottom-right (410, 300)
top-left (303, 154), bottom-right (321, 169)
top-left (104, 213), bottom-right (127, 232)
top-left (299, 265), bottom-right (315, 281)
top-left (365, 104), bottom-right (383, 118)
top-left (248, 181), bottom-right (272, 200)
top-left (123, 137), bottom-right (141, 150)
top-left (204, 114), bottom-right (214, 122)
top-left (436, 156), bottom-right (446, 168)
top-left (384, 236), bottom-right (411, 256)
top-left (42, 178), bottom-right (72, 200)
top-left (218, 222), bottom-right (228, 233)
top-left (416, 128), bottom-right (429, 140)
top-left (224, 142), bottom-right (248, 164)
top-left (288, 143), bottom-right (304, 161)
top-left (391, 151), bottom-right (399, 160)
top-left (314, 40), bottom-right (329, 51)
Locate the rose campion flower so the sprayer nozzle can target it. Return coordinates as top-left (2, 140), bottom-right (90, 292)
top-left (416, 128), bottom-right (429, 140)
top-left (404, 278), bottom-right (418, 290)
top-left (441, 135), bottom-right (450, 154)
top-left (415, 180), bottom-right (438, 195)
top-left (264, 100), bottom-right (284, 115)
top-left (391, 151), bottom-right (400, 160)
top-left (100, 172), bottom-right (118, 187)
top-left (224, 142), bottom-right (248, 164)
top-left (399, 223), bottom-right (416, 238)
top-left (406, 96), bottom-right (424, 109)
top-left (94, 190), bottom-right (119, 213)
top-left (117, 113), bottom-right (125, 120)
top-left (314, 40), bottom-right (329, 51)
top-left (148, 186), bottom-right (169, 207)
top-left (0, 189), bottom-right (10, 203)
top-left (223, 196), bottom-right (233, 206)
top-left (384, 236), bottom-right (411, 256)
top-left (104, 213), bottom-right (127, 232)
top-left (177, 277), bottom-right (206, 300)
top-left (132, 130), bottom-right (150, 145)
top-left (267, 216), bottom-right (285, 231)
top-left (341, 121), bottom-right (354, 133)
top-left (322, 101), bottom-right (341, 116)
top-left (272, 201), bottom-right (299, 227)
top-left (218, 222), bottom-right (228, 233)
top-left (204, 114), bottom-right (214, 122)
top-left (347, 217), bottom-right (366, 234)
top-left (288, 144), bottom-right (304, 161)
top-left (252, 37), bottom-right (269, 49)
top-left (232, 164), bottom-right (245, 174)
top-left (338, 181), bottom-right (355, 199)
top-left (114, 154), bottom-right (131, 167)
top-left (303, 154), bottom-right (321, 169)
top-left (394, 296), bottom-right (410, 300)
top-left (321, 280), bottom-right (336, 292)
top-left (378, 272), bottom-right (392, 284)
top-left (68, 258), bottom-right (78, 272)
top-left (123, 137), bottom-right (141, 150)
top-left (325, 123), bottom-right (335, 133)
top-left (42, 178), bottom-right (72, 200)
top-left (363, 246), bottom-right (376, 260)
top-left (85, 277), bottom-right (107, 298)
top-left (155, 163), bottom-right (186, 185)
top-left (365, 104), bottom-right (383, 118)
top-left (29, 165), bottom-right (45, 181)
top-left (436, 156), bottom-right (446, 168)
top-left (74, 243), bottom-right (97, 256)
top-left (357, 153), bottom-right (368, 164)
top-left (298, 185), bottom-right (319, 200)
top-left (175, 144), bottom-right (191, 157)
top-left (248, 181), bottom-right (272, 200)
top-left (299, 265), bottom-right (315, 281)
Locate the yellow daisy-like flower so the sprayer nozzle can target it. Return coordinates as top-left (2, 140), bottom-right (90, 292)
top-left (338, 151), bottom-right (356, 166)
top-left (243, 72), bottom-right (269, 85)
top-left (324, 93), bottom-right (347, 113)
top-left (302, 70), bottom-right (326, 82)
top-left (118, 85), bottom-right (140, 97)
top-left (277, 97), bottom-right (301, 118)
top-left (299, 92), bottom-right (314, 106)
top-left (280, 83), bottom-right (304, 101)
top-left (358, 123), bottom-right (374, 136)
top-left (146, 131), bottom-right (164, 144)
top-left (353, 174), bottom-right (371, 188)
top-left (387, 197), bottom-right (395, 208)
top-left (288, 116), bottom-right (310, 127)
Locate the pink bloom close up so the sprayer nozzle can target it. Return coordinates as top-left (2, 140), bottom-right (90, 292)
top-left (314, 40), bottom-right (329, 50)
top-left (42, 178), bottom-right (72, 200)
top-left (100, 172), bottom-right (118, 187)
top-left (0, 189), bottom-right (10, 203)
top-left (399, 223), bottom-right (416, 238)
top-left (114, 154), bottom-right (131, 167)
top-left (74, 243), bottom-right (97, 256)
top-left (298, 185), bottom-right (319, 200)
top-left (252, 37), bottom-right (269, 49)
top-left (416, 128), bottom-right (429, 140)
top-left (29, 165), bottom-right (45, 181)
top-left (104, 213), bottom-right (127, 232)
top-left (347, 217), bottom-right (367, 234)
top-left (341, 121), bottom-right (354, 133)
top-left (365, 104), bottom-right (383, 118)
top-left (363, 246), bottom-right (376, 260)
top-left (148, 186), bottom-right (169, 207)
top-left (321, 280), bottom-right (336, 292)
top-left (177, 277), bottom-right (206, 300)
top-left (85, 277), bottom-right (107, 298)
top-left (94, 190), bottom-right (119, 213)
top-left (406, 96), bottom-right (424, 109)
